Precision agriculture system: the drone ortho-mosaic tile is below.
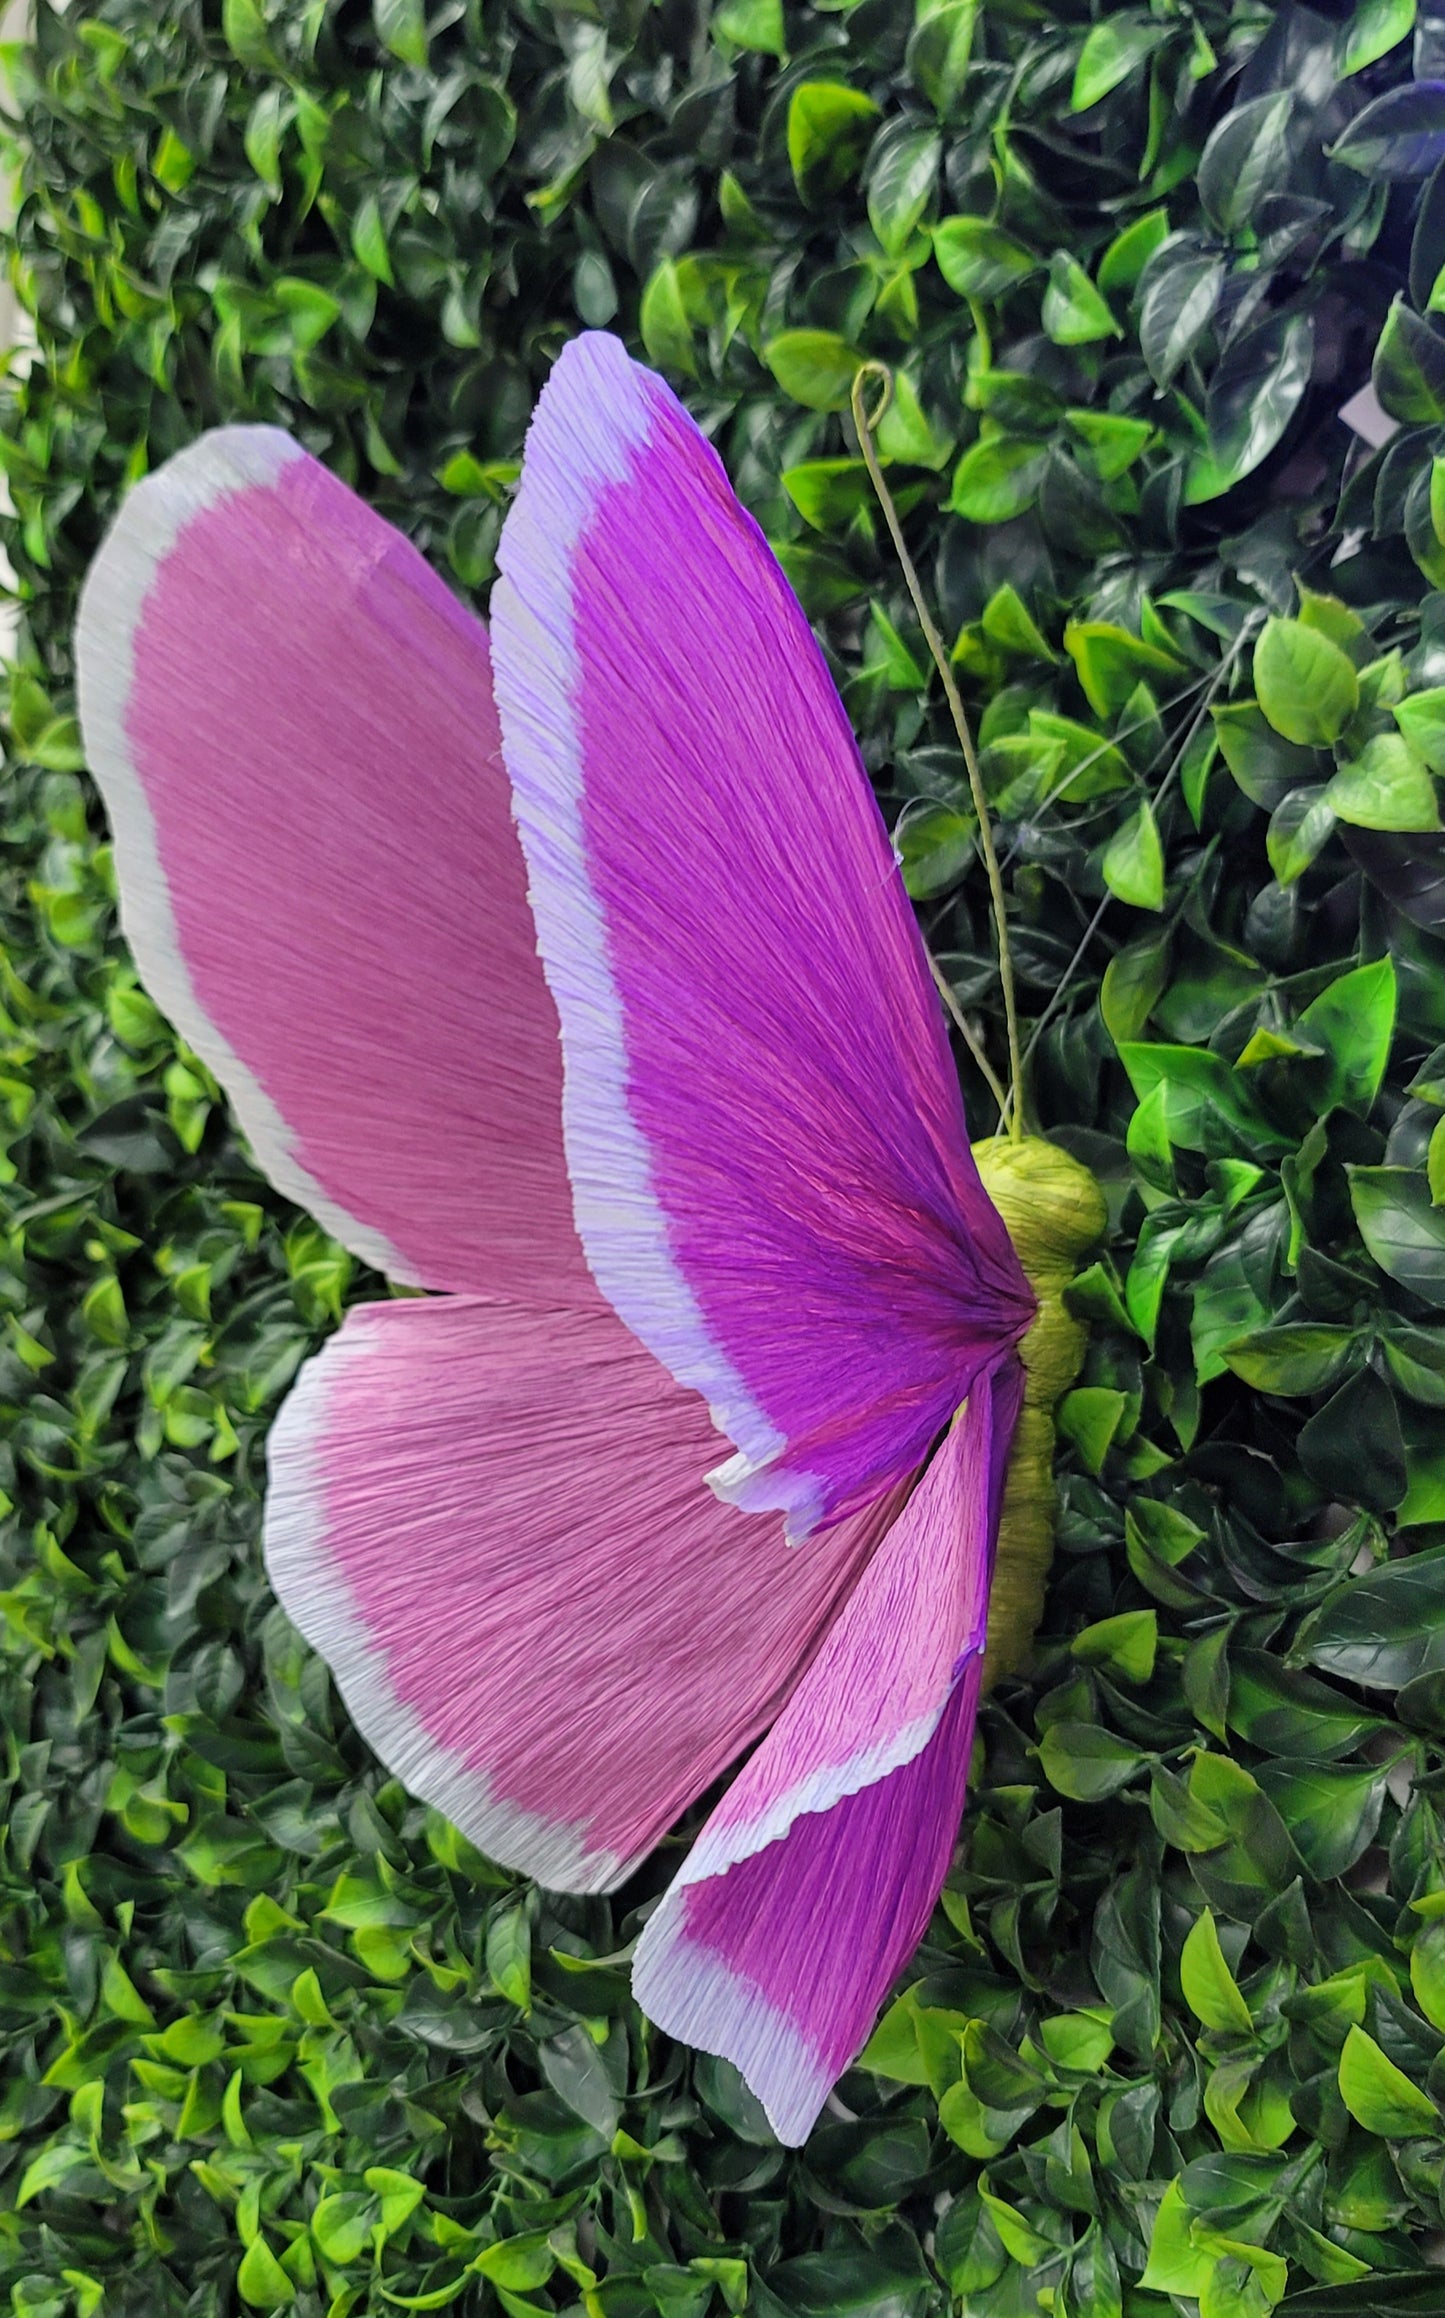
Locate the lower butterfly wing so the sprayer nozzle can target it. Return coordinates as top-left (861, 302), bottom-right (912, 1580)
top-left (632, 1358), bottom-right (1022, 2141)
top-left (264, 1291), bottom-right (899, 1891)
top-left (75, 430), bottom-right (590, 1302)
top-left (492, 333), bottom-right (1032, 1536)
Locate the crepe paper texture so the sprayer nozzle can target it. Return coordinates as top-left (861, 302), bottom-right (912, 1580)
top-left (72, 330), bottom-right (1102, 2142)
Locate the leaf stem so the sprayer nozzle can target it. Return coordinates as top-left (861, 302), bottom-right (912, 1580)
top-left (851, 358), bottom-right (1027, 1139)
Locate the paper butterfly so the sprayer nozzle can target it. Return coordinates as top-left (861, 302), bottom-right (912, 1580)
top-left (76, 329), bottom-right (1048, 2144)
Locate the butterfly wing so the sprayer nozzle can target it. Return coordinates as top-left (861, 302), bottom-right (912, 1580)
top-left (491, 332), bottom-right (1032, 1537)
top-left (631, 1357), bottom-right (1022, 2140)
top-left (75, 429), bottom-right (590, 1301)
top-left (265, 1291), bottom-right (898, 1890)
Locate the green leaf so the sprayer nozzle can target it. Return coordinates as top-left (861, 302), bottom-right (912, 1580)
top-left (1098, 206), bottom-right (1169, 291)
top-left (1140, 247), bottom-right (1224, 386)
top-left (948, 435), bottom-right (1048, 522)
top-left (1198, 95), bottom-right (1295, 238)
top-left (1222, 1323), bottom-right (1357, 1396)
top-left (1337, 2024), bottom-right (1440, 2135)
top-left (1042, 253), bottom-right (1118, 345)
top-left (1180, 1909), bottom-right (1253, 2035)
top-left (485, 1905), bottom-right (531, 2012)
top-left (1299, 1365), bottom-right (1408, 1512)
top-left (1214, 703), bottom-right (1322, 810)
top-left (1102, 802), bottom-right (1165, 910)
top-left (932, 216), bottom-right (1037, 299)
top-left (1374, 296), bottom-right (1445, 423)
top-left (1257, 1758), bottom-right (1393, 1879)
top-left (763, 330), bottom-right (863, 411)
top-left (1254, 618), bottom-right (1360, 747)
top-left (351, 192), bottom-right (395, 285)
top-left (223, 0), bottom-right (275, 66)
top-left (1071, 18), bottom-right (1170, 111)
top-left (639, 259), bottom-right (696, 376)
top-left (1057, 1385), bottom-right (1127, 1473)
top-left (1430, 1112), bottom-right (1445, 1205)
top-left (1352, 1164), bottom-right (1445, 1300)
top-left (374, 0), bottom-right (429, 68)
top-left (1185, 313), bottom-right (1314, 505)
top-left (1396, 686), bottom-right (1445, 770)
top-left (1266, 787), bottom-right (1336, 887)
top-left (1333, 82), bottom-right (1445, 176)
top-left (907, 0), bottom-right (979, 116)
top-left (1141, 2181), bottom-right (1216, 2296)
top-left (1065, 621), bottom-right (1182, 716)
top-left (895, 801), bottom-right (973, 898)
top-left (782, 459), bottom-right (874, 531)
top-left (311, 2191), bottom-right (375, 2266)
top-left (1326, 734), bottom-right (1440, 831)
top-left (714, 0), bottom-right (786, 55)
top-left (237, 2234), bottom-right (296, 2309)
top-left (866, 125), bottom-right (939, 257)
top-left (1071, 1609), bottom-right (1157, 1683)
top-left (1037, 1723), bottom-right (1149, 1802)
top-left (1303, 1539), bottom-right (1445, 1685)
top-left (1066, 408), bottom-right (1154, 481)
top-left (1293, 957), bottom-right (1397, 1113)
top-left (1339, 0), bottom-right (1417, 77)
top-left (1118, 1043), bottom-right (1283, 1157)
top-left (787, 81), bottom-right (880, 206)
top-left (1411, 1918), bottom-right (1445, 2031)
top-left (980, 582), bottom-right (1054, 661)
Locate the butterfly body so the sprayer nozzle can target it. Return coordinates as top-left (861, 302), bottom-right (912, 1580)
top-left (973, 1138), bottom-right (1107, 1687)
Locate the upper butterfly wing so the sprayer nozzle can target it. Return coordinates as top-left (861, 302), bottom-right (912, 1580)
top-left (76, 428), bottom-right (591, 1302)
top-left (491, 332), bottom-right (1032, 1535)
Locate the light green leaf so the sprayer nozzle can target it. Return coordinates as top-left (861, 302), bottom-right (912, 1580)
top-left (1102, 801), bottom-right (1165, 910)
top-left (980, 582), bottom-right (1054, 661)
top-left (948, 435), bottom-right (1047, 522)
top-left (714, 0), bottom-right (786, 55)
top-left (1071, 1609), bottom-right (1157, 1683)
top-left (1266, 787), bottom-right (1336, 886)
top-left (1338, 2023), bottom-right (1439, 2135)
top-left (1254, 617), bottom-right (1359, 747)
top-left (866, 125), bottom-right (939, 256)
top-left (787, 81), bottom-right (879, 205)
top-left (1294, 956), bottom-right (1396, 1113)
top-left (1326, 733), bottom-right (1440, 830)
top-left (1140, 2182), bottom-right (1216, 2296)
top-left (374, 0), bottom-right (428, 68)
top-left (1042, 252), bottom-right (1119, 345)
top-left (932, 215), bottom-right (1037, 299)
top-left (763, 329), bottom-right (863, 411)
top-left (1395, 685), bottom-right (1445, 771)
top-left (639, 259), bottom-right (696, 376)
top-left (1180, 1909), bottom-right (1253, 2035)
top-left (1339, 0), bottom-right (1417, 77)
top-left (1071, 17), bottom-right (1170, 111)
top-left (485, 1904), bottom-right (531, 2012)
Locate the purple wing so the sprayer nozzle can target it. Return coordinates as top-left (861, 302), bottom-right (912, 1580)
top-left (491, 333), bottom-right (1032, 1537)
top-left (75, 429), bottom-right (591, 1301)
top-left (265, 1291), bottom-right (901, 1890)
top-left (631, 1358), bottom-right (1022, 2141)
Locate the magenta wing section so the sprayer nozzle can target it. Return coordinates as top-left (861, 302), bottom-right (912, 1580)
top-left (75, 428), bottom-right (590, 1301)
top-left (491, 332), bottom-right (1032, 1536)
top-left (631, 1357), bottom-right (1022, 2142)
top-left (263, 1291), bottom-right (899, 1892)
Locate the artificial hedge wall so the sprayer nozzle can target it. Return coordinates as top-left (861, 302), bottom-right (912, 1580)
top-left (10, 0), bottom-right (1445, 2312)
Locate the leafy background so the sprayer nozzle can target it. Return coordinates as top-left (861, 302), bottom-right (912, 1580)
top-left (12, 0), bottom-right (1445, 2313)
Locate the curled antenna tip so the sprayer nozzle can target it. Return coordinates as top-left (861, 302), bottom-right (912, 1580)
top-left (850, 360), bottom-right (893, 439)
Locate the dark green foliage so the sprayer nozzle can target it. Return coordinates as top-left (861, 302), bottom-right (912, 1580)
top-left (10, 0), bottom-right (1445, 2312)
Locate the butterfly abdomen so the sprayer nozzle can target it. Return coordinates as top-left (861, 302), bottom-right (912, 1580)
top-left (971, 1138), bottom-right (1108, 1688)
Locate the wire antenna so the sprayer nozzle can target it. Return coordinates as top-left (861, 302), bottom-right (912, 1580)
top-left (851, 360), bottom-right (1026, 1140)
